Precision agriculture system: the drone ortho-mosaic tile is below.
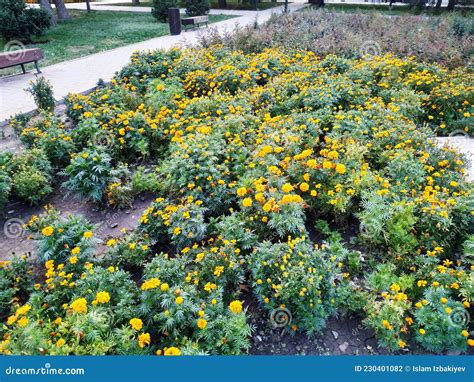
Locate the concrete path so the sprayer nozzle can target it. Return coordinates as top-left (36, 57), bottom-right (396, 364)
top-left (0, 3), bottom-right (309, 122)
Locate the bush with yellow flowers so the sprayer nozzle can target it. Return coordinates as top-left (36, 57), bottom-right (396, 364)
top-left (413, 288), bottom-right (470, 353)
top-left (248, 236), bottom-right (347, 335)
top-left (27, 207), bottom-right (99, 263)
top-left (0, 256), bottom-right (33, 321)
top-left (104, 233), bottom-right (153, 269)
top-left (139, 196), bottom-right (208, 250)
top-left (138, 252), bottom-right (251, 354)
top-left (0, 148), bottom-right (53, 206)
top-left (2, 45), bottom-right (473, 355)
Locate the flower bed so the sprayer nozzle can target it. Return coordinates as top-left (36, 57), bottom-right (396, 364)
top-left (1, 46), bottom-right (472, 355)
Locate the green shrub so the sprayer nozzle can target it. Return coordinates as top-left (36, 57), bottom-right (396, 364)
top-left (9, 148), bottom-right (52, 205)
top-left (26, 77), bottom-right (55, 112)
top-left (185, 0), bottom-right (210, 16)
top-left (0, 0), bottom-right (50, 42)
top-left (151, 0), bottom-right (177, 22)
top-left (12, 168), bottom-right (52, 205)
top-left (27, 207), bottom-right (99, 263)
top-left (62, 147), bottom-right (113, 202)
top-left (249, 236), bottom-right (345, 335)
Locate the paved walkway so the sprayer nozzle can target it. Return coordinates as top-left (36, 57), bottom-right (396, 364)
top-left (0, 3), bottom-right (309, 122)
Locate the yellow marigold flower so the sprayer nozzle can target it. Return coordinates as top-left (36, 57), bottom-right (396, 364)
top-left (335, 163), bottom-right (346, 174)
top-left (236, 187), bottom-right (247, 197)
top-left (83, 231), bottom-right (93, 239)
top-left (382, 320), bottom-right (392, 330)
top-left (461, 330), bottom-right (469, 337)
top-left (95, 291), bottom-right (110, 304)
top-left (70, 298), bottom-right (87, 314)
top-left (175, 296), bottom-right (184, 305)
top-left (197, 318), bottom-right (207, 329)
top-left (242, 198), bottom-right (253, 207)
top-left (141, 278), bottom-right (161, 290)
top-left (16, 305), bottom-right (31, 316)
top-left (229, 300), bottom-right (243, 314)
top-left (164, 346), bottom-right (182, 356)
top-left (445, 307), bottom-right (452, 314)
top-left (69, 256), bottom-right (78, 265)
top-left (42, 226), bottom-right (54, 237)
top-left (419, 328), bottom-right (426, 335)
top-left (463, 301), bottom-right (470, 308)
top-left (71, 247), bottom-right (80, 255)
top-left (299, 182), bottom-right (309, 192)
top-left (468, 339), bottom-right (474, 347)
top-left (160, 283), bottom-right (169, 292)
top-left (17, 316), bottom-right (28, 328)
top-left (130, 318), bottom-right (143, 331)
top-left (398, 340), bottom-right (406, 348)
top-left (173, 227), bottom-right (181, 236)
top-left (138, 333), bottom-right (151, 348)
top-left (281, 183), bottom-right (294, 193)
top-left (440, 297), bottom-right (448, 304)
top-left (211, 298), bottom-right (217, 305)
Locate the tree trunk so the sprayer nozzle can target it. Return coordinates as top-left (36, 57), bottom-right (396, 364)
top-left (39, 0), bottom-right (57, 26)
top-left (132, 0), bottom-right (140, 5)
top-left (85, 0), bottom-right (91, 12)
top-left (435, 0), bottom-right (442, 8)
top-left (447, 0), bottom-right (456, 10)
top-left (52, 0), bottom-right (70, 21)
top-left (218, 0), bottom-right (227, 8)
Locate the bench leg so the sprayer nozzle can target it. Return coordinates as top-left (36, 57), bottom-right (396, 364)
top-left (34, 61), bottom-right (41, 74)
top-left (20, 64), bottom-right (26, 74)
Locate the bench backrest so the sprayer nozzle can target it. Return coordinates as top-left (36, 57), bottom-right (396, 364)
top-left (193, 15), bottom-right (208, 23)
top-left (0, 48), bottom-right (43, 68)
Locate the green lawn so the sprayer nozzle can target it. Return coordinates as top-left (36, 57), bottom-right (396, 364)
top-left (98, 0), bottom-right (288, 10)
top-left (0, 10), bottom-right (233, 76)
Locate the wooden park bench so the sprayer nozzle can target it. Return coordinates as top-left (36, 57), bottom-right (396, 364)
top-left (181, 15), bottom-right (209, 31)
top-left (0, 48), bottom-right (43, 75)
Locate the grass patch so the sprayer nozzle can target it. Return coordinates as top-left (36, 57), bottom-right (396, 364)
top-left (0, 10), bottom-right (233, 76)
top-left (98, 0), bottom-right (287, 10)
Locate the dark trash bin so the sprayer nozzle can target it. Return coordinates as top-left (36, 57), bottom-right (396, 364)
top-left (168, 8), bottom-right (181, 36)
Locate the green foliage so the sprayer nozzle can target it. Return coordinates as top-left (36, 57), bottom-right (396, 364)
top-left (413, 288), bottom-right (469, 353)
top-left (185, 0), bottom-right (210, 16)
top-left (249, 236), bottom-right (345, 335)
top-left (139, 197), bottom-right (207, 250)
top-left (151, 0), bottom-right (177, 22)
top-left (27, 208), bottom-right (99, 264)
top-left (62, 147), bottom-right (113, 202)
top-left (0, 256), bottom-right (33, 320)
top-left (26, 77), bottom-right (55, 112)
top-left (0, 0), bottom-right (50, 42)
top-left (7, 148), bottom-right (53, 205)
